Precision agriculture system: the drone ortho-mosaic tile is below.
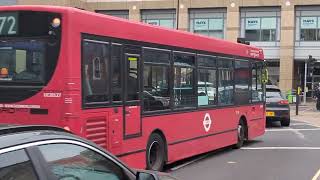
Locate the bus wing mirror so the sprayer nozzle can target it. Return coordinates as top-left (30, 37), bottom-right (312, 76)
top-left (262, 68), bottom-right (269, 84)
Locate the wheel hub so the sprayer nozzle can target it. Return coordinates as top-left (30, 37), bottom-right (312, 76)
top-left (148, 141), bottom-right (160, 168)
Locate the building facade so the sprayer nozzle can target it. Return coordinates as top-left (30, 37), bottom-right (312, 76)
top-left (4, 0), bottom-right (320, 92)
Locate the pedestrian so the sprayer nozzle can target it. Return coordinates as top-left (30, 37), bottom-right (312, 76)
top-left (316, 84), bottom-right (320, 111)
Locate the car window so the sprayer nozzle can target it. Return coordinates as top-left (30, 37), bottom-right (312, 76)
top-left (0, 149), bottom-right (38, 180)
top-left (266, 89), bottom-right (282, 98)
top-left (38, 143), bottom-right (131, 180)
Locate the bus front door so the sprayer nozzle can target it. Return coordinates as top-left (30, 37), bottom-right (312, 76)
top-left (123, 47), bottom-right (142, 138)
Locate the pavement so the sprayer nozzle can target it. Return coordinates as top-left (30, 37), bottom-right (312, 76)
top-left (290, 101), bottom-right (320, 127)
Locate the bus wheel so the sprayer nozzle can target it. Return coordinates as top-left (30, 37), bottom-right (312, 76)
top-left (146, 133), bottom-right (165, 171)
top-left (234, 120), bottom-right (246, 149)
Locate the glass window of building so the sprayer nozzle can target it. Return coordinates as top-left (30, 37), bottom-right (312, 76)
top-left (95, 10), bottom-right (129, 19)
top-left (189, 8), bottom-right (226, 39)
top-left (0, 0), bottom-right (16, 5)
top-left (141, 9), bottom-right (176, 29)
top-left (296, 7), bottom-right (320, 41)
top-left (240, 7), bottom-right (280, 42)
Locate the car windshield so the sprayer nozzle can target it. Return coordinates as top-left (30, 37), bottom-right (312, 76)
top-left (0, 39), bottom-right (46, 83)
top-left (266, 89), bottom-right (282, 98)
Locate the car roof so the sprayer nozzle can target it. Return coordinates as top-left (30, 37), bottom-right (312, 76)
top-left (266, 85), bottom-right (280, 90)
top-left (0, 125), bottom-right (98, 150)
top-left (0, 125), bottom-right (77, 148)
top-left (0, 125), bottom-right (68, 134)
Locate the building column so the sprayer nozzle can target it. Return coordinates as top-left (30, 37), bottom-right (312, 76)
top-left (17, 0), bottom-right (67, 6)
top-left (226, 1), bottom-right (239, 42)
top-left (177, 0), bottom-right (190, 31)
top-left (128, 2), bottom-right (141, 22)
top-left (279, 4), bottom-right (295, 91)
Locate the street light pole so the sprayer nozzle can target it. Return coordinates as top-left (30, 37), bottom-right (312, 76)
top-left (176, 0), bottom-right (179, 30)
top-left (303, 61), bottom-right (307, 104)
top-left (304, 55), bottom-right (317, 103)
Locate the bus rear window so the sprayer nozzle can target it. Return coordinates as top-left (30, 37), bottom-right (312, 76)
top-left (0, 40), bottom-right (46, 83)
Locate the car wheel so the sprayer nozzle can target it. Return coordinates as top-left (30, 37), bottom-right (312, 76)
top-left (146, 133), bottom-right (166, 171)
top-left (234, 120), bottom-right (246, 149)
top-left (281, 118), bottom-right (290, 127)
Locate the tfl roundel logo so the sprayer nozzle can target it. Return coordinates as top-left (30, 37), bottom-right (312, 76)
top-left (203, 113), bottom-right (212, 132)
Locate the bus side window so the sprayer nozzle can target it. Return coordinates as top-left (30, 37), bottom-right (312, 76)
top-left (142, 48), bottom-right (170, 112)
top-left (234, 60), bottom-right (250, 105)
top-left (173, 53), bottom-right (196, 109)
top-left (257, 62), bottom-right (264, 101)
top-left (197, 55), bottom-right (217, 107)
top-left (217, 58), bottom-right (234, 106)
top-left (251, 63), bottom-right (260, 102)
top-left (82, 39), bottom-right (110, 106)
top-left (111, 44), bottom-right (122, 102)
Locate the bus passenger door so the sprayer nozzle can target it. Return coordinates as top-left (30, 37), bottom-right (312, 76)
top-left (123, 47), bottom-right (142, 138)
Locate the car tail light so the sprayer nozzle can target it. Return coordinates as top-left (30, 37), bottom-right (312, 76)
top-left (279, 100), bottom-right (289, 105)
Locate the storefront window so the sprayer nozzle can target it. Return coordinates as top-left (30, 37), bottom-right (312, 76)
top-left (299, 17), bottom-right (320, 41)
top-left (145, 19), bottom-right (175, 29)
top-left (0, 0), bottom-right (16, 5)
top-left (244, 17), bottom-right (277, 41)
top-left (141, 9), bottom-right (176, 29)
top-left (96, 10), bottom-right (129, 19)
top-left (189, 9), bottom-right (226, 39)
top-left (240, 8), bottom-right (280, 42)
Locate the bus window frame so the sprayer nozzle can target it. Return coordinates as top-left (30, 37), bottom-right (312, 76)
top-left (197, 54), bottom-right (218, 108)
top-left (111, 42), bottom-right (124, 105)
top-left (234, 59), bottom-right (250, 105)
top-left (81, 36), bottom-right (112, 108)
top-left (217, 56), bottom-right (235, 106)
top-left (141, 47), bottom-right (172, 114)
top-left (80, 34), bottom-right (265, 113)
top-left (172, 51), bottom-right (197, 110)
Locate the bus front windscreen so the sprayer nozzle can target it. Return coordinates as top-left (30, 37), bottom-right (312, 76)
top-left (0, 39), bottom-right (46, 83)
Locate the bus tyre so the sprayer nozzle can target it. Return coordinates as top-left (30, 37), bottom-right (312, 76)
top-left (281, 118), bottom-right (290, 127)
top-left (146, 133), bottom-right (166, 171)
top-left (234, 120), bottom-right (246, 149)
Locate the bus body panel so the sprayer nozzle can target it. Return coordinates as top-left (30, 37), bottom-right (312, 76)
top-left (124, 105), bottom-right (142, 136)
top-left (0, 8), bottom-right (74, 128)
top-left (247, 104), bottom-right (266, 140)
top-left (142, 107), bottom-right (238, 164)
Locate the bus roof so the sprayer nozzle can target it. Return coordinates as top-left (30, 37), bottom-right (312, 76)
top-left (0, 5), bottom-right (264, 60)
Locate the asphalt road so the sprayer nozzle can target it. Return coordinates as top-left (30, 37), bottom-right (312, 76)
top-left (167, 120), bottom-right (320, 180)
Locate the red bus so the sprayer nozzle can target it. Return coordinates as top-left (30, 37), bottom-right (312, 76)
top-left (0, 6), bottom-right (266, 170)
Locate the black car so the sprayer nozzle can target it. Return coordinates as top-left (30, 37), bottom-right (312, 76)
top-left (0, 125), bottom-right (177, 180)
top-left (266, 85), bottom-right (290, 126)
